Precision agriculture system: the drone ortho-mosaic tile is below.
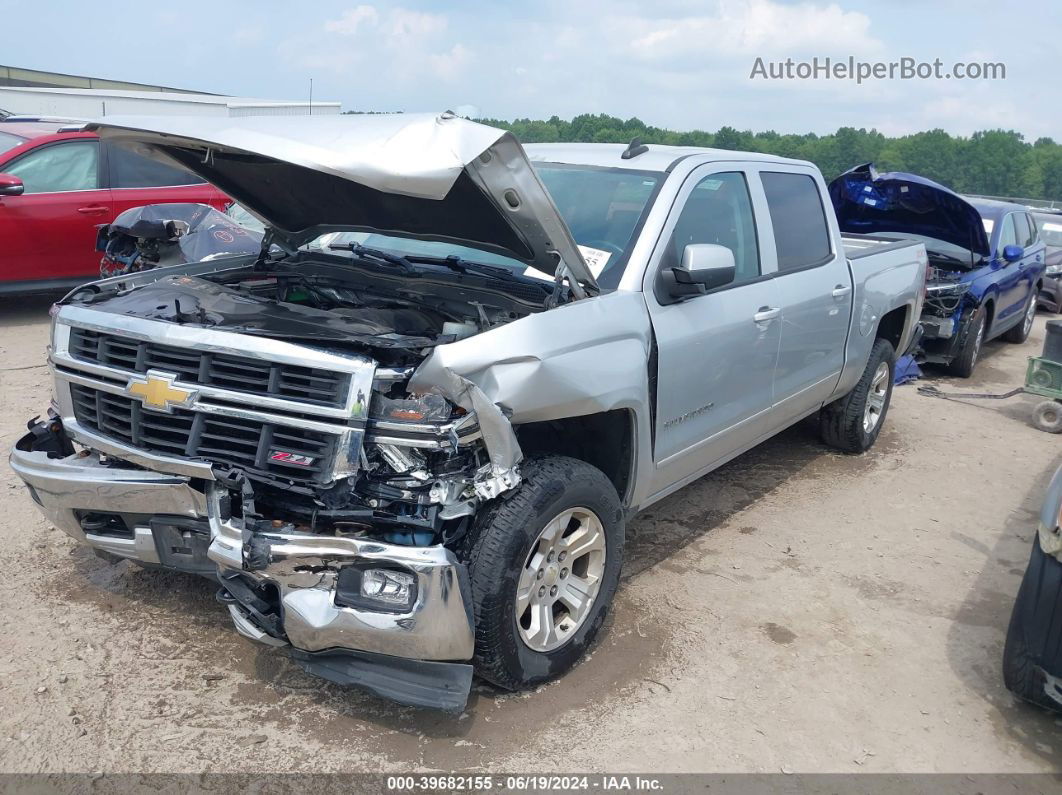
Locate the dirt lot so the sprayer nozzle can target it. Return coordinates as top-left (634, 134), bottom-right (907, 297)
top-left (1, 294), bottom-right (1060, 775)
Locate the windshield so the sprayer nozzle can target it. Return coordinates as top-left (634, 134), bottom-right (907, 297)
top-left (0, 131), bottom-right (24, 156)
top-left (1033, 213), bottom-right (1062, 248)
top-left (308, 164), bottom-right (661, 290)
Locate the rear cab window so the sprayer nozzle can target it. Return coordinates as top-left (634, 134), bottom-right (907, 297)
top-left (760, 172), bottom-right (833, 272)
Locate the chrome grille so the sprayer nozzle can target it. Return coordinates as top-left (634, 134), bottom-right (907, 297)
top-left (69, 383), bottom-right (337, 483)
top-left (69, 328), bottom-right (350, 408)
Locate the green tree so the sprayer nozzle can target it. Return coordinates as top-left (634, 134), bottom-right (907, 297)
top-left (471, 114), bottom-right (1062, 201)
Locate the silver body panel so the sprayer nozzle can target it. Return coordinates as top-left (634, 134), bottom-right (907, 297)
top-left (10, 137), bottom-right (927, 683)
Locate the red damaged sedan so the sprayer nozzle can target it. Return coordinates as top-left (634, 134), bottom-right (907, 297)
top-left (0, 119), bottom-right (229, 295)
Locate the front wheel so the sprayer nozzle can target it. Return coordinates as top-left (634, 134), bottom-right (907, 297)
top-left (948, 306), bottom-right (986, 378)
top-left (465, 456), bottom-right (624, 690)
top-left (819, 338), bottom-right (895, 454)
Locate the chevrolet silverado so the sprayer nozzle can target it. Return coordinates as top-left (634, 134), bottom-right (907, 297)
top-left (11, 113), bottom-right (928, 711)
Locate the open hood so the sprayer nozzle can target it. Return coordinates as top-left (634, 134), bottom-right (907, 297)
top-left (828, 163), bottom-right (990, 258)
top-left (87, 112), bottom-right (597, 290)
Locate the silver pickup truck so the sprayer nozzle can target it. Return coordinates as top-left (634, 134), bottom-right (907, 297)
top-left (10, 113), bottom-right (927, 711)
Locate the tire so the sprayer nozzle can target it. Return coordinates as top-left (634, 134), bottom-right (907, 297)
top-left (465, 456), bottom-right (624, 690)
top-left (948, 306), bottom-right (986, 378)
top-left (1003, 291), bottom-right (1038, 344)
top-left (1033, 400), bottom-right (1062, 434)
top-left (819, 338), bottom-right (895, 454)
top-left (1003, 536), bottom-right (1062, 713)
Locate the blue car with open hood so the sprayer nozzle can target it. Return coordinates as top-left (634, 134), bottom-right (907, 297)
top-left (829, 164), bottom-right (1046, 377)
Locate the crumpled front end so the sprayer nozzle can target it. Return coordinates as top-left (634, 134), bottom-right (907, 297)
top-left (918, 272), bottom-right (977, 364)
top-left (10, 417), bottom-right (477, 711)
top-left (7, 295), bottom-right (526, 711)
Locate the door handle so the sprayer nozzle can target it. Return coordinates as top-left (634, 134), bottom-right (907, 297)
top-left (77, 205), bottom-right (108, 215)
top-left (753, 307), bottom-right (781, 323)
top-left (831, 284), bottom-right (852, 298)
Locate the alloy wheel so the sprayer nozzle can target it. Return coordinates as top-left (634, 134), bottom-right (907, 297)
top-left (516, 508), bottom-right (607, 652)
top-left (863, 361), bottom-right (890, 434)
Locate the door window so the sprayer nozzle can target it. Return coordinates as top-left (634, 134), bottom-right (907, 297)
top-left (761, 172), bottom-right (832, 271)
top-left (108, 142), bottom-right (205, 188)
top-left (5, 140), bottom-right (99, 193)
top-left (997, 214), bottom-right (1019, 251)
top-left (1022, 213), bottom-right (1038, 247)
top-left (668, 172), bottom-right (760, 285)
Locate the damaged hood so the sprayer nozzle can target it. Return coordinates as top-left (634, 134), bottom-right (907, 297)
top-left (828, 163), bottom-right (990, 258)
top-left (87, 112), bottom-right (597, 290)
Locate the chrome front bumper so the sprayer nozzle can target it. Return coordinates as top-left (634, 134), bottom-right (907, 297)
top-left (10, 430), bottom-right (475, 676)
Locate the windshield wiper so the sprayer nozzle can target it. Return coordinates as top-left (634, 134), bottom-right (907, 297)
top-left (402, 254), bottom-right (521, 282)
top-left (327, 242), bottom-right (414, 274)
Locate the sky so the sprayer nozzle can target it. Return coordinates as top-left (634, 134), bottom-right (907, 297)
top-left (2, 0), bottom-right (1058, 140)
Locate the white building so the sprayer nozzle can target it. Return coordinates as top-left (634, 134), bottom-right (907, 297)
top-left (0, 87), bottom-right (341, 119)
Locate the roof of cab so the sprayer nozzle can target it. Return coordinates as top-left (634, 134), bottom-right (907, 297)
top-left (523, 142), bottom-right (814, 172)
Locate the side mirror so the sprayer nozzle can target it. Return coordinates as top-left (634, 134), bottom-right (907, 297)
top-left (661, 244), bottom-right (737, 300)
top-left (0, 173), bottom-right (24, 196)
top-left (1003, 244), bottom-right (1024, 263)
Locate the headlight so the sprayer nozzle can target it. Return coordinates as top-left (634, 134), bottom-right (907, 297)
top-left (1045, 263), bottom-right (1062, 276)
top-left (926, 281), bottom-right (971, 296)
top-left (369, 392), bottom-right (453, 422)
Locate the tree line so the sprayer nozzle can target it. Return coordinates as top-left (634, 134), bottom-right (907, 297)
top-left (475, 114), bottom-right (1062, 202)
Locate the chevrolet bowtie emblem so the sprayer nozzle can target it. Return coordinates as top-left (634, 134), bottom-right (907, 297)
top-left (125, 371), bottom-right (196, 413)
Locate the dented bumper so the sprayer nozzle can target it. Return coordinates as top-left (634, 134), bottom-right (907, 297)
top-left (9, 420), bottom-right (476, 711)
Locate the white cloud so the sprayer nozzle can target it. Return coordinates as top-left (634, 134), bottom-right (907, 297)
top-left (387, 8), bottom-right (447, 39)
top-left (281, 5), bottom-right (470, 85)
top-left (429, 44), bottom-right (472, 81)
top-left (324, 5), bottom-right (379, 35)
top-left (624, 0), bottom-right (881, 59)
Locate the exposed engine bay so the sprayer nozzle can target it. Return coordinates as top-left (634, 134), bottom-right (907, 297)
top-left (62, 250), bottom-right (559, 552)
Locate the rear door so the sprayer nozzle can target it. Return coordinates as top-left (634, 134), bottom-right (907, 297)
top-left (0, 137), bottom-right (111, 286)
top-left (1016, 211), bottom-right (1045, 307)
top-left (645, 164), bottom-right (781, 494)
top-left (104, 141), bottom-right (229, 216)
top-left (757, 168), bottom-right (852, 425)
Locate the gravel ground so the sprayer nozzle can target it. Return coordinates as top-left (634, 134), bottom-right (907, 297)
top-left (1, 294), bottom-right (1060, 774)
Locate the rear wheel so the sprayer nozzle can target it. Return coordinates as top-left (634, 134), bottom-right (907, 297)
top-left (948, 306), bottom-right (986, 378)
top-left (465, 456), bottom-right (624, 690)
top-left (1003, 291), bottom-right (1038, 344)
top-left (820, 338), bottom-right (894, 454)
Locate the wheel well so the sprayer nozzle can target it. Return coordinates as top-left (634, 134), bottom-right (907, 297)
top-left (875, 306), bottom-right (908, 352)
top-left (514, 410), bottom-right (635, 504)
top-left (983, 297), bottom-right (996, 333)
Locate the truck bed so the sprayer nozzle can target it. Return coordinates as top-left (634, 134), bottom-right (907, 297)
top-left (842, 233), bottom-right (926, 260)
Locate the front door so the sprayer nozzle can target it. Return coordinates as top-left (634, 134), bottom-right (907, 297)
top-left (645, 167), bottom-right (781, 497)
top-left (0, 139), bottom-right (111, 286)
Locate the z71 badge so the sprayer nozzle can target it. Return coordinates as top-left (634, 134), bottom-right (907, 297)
top-left (269, 451), bottom-right (315, 466)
